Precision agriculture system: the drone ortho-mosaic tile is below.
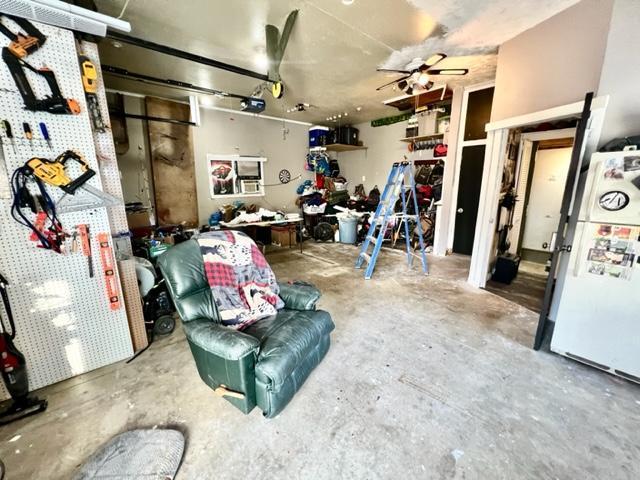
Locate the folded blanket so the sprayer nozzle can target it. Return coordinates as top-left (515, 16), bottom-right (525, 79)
top-left (198, 230), bottom-right (284, 329)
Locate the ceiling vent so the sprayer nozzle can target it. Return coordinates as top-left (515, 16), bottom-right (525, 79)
top-left (0, 0), bottom-right (131, 37)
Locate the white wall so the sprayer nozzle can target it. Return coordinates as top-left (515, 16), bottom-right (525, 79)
top-left (115, 96), bottom-right (312, 225)
top-left (597, 0), bottom-right (640, 145)
top-left (338, 120), bottom-right (408, 194)
top-left (491, 0), bottom-right (613, 122)
top-left (192, 107), bottom-right (312, 224)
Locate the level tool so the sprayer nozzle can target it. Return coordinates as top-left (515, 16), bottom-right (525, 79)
top-left (97, 233), bottom-right (121, 310)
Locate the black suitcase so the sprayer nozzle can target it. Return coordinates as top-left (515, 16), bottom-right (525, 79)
top-left (336, 126), bottom-right (359, 145)
top-left (492, 254), bottom-right (521, 284)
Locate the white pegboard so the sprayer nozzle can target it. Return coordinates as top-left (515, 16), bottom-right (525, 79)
top-left (0, 20), bottom-right (133, 397)
top-left (81, 40), bottom-right (147, 351)
top-left (79, 42), bottom-right (131, 245)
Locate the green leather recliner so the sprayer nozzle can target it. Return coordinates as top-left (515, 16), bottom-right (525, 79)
top-left (157, 239), bottom-right (335, 418)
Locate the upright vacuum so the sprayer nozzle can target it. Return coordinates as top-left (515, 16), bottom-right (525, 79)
top-left (0, 272), bottom-right (47, 425)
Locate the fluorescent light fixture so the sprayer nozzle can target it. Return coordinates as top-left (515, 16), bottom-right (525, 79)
top-left (0, 0), bottom-right (131, 36)
top-left (189, 95), bottom-right (201, 126)
top-left (342, 0), bottom-right (354, 4)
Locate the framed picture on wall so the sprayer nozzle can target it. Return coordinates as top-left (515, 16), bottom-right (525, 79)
top-left (207, 154), bottom-right (266, 198)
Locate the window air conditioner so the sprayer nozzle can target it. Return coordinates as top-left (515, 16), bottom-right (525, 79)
top-left (241, 180), bottom-right (261, 194)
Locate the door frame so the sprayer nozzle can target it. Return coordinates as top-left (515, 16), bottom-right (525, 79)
top-left (509, 128), bottom-right (577, 255)
top-left (446, 81), bottom-right (495, 253)
top-left (467, 96), bottom-right (609, 289)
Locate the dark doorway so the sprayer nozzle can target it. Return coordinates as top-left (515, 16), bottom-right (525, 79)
top-left (453, 145), bottom-right (485, 254)
top-left (452, 86), bottom-right (494, 256)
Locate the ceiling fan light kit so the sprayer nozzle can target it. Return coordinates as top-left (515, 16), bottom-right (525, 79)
top-left (416, 72), bottom-right (430, 86)
top-left (375, 53), bottom-right (469, 96)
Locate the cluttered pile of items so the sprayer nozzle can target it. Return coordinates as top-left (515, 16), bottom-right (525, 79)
top-left (204, 200), bottom-right (302, 251)
top-left (296, 158), bottom-right (431, 279)
top-left (295, 156), bottom-right (442, 250)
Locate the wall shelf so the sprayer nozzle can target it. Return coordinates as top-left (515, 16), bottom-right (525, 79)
top-left (324, 144), bottom-right (367, 152)
top-left (399, 133), bottom-right (444, 143)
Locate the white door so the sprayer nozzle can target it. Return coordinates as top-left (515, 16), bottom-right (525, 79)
top-left (521, 147), bottom-right (572, 251)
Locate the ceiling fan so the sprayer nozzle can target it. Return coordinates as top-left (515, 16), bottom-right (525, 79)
top-left (376, 53), bottom-right (468, 95)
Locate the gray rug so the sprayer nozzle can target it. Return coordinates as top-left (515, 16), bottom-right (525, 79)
top-left (73, 429), bottom-right (184, 479)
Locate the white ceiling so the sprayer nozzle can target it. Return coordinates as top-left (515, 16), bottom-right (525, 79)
top-left (95, 0), bottom-right (579, 125)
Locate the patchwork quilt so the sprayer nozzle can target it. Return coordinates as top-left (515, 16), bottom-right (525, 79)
top-left (197, 230), bottom-right (284, 329)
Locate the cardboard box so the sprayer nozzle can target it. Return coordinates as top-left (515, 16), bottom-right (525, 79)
top-left (127, 211), bottom-right (152, 229)
top-left (271, 225), bottom-right (297, 247)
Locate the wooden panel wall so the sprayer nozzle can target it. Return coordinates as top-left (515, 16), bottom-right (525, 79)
top-left (145, 97), bottom-right (198, 226)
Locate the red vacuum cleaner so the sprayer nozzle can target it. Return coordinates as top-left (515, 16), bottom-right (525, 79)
top-left (0, 272), bottom-right (47, 425)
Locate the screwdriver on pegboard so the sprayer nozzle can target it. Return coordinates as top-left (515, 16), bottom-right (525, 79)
top-left (39, 122), bottom-right (52, 150)
top-left (2, 120), bottom-right (17, 155)
top-left (22, 122), bottom-right (33, 149)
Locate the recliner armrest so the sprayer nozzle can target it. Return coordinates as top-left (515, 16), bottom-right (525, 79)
top-left (278, 282), bottom-right (321, 311)
top-left (183, 319), bottom-right (260, 361)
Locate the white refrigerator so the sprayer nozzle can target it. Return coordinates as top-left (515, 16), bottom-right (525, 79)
top-left (551, 150), bottom-right (640, 382)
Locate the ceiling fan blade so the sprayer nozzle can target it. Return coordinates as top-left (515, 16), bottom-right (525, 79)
top-left (376, 74), bottom-right (410, 91)
top-left (424, 53), bottom-right (447, 68)
top-left (376, 68), bottom-right (411, 74)
top-left (265, 10), bottom-right (299, 81)
top-left (427, 68), bottom-right (469, 75)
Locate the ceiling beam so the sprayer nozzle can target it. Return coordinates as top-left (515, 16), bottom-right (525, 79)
top-left (106, 31), bottom-right (270, 82)
top-left (102, 64), bottom-right (248, 100)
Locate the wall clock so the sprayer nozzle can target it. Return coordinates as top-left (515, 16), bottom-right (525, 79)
top-left (598, 191), bottom-right (629, 211)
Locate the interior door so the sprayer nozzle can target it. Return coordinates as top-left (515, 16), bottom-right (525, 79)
top-left (521, 147), bottom-right (573, 251)
top-left (534, 93), bottom-right (593, 350)
top-left (453, 145), bottom-right (486, 254)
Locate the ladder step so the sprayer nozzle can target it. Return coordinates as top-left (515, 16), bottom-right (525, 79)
top-left (359, 252), bottom-right (371, 263)
top-left (367, 235), bottom-right (377, 243)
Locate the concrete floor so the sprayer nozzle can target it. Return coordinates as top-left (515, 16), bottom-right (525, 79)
top-left (1, 243), bottom-right (639, 479)
top-left (484, 260), bottom-right (548, 313)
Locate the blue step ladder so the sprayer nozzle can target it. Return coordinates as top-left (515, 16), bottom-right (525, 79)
top-left (355, 161), bottom-right (429, 279)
